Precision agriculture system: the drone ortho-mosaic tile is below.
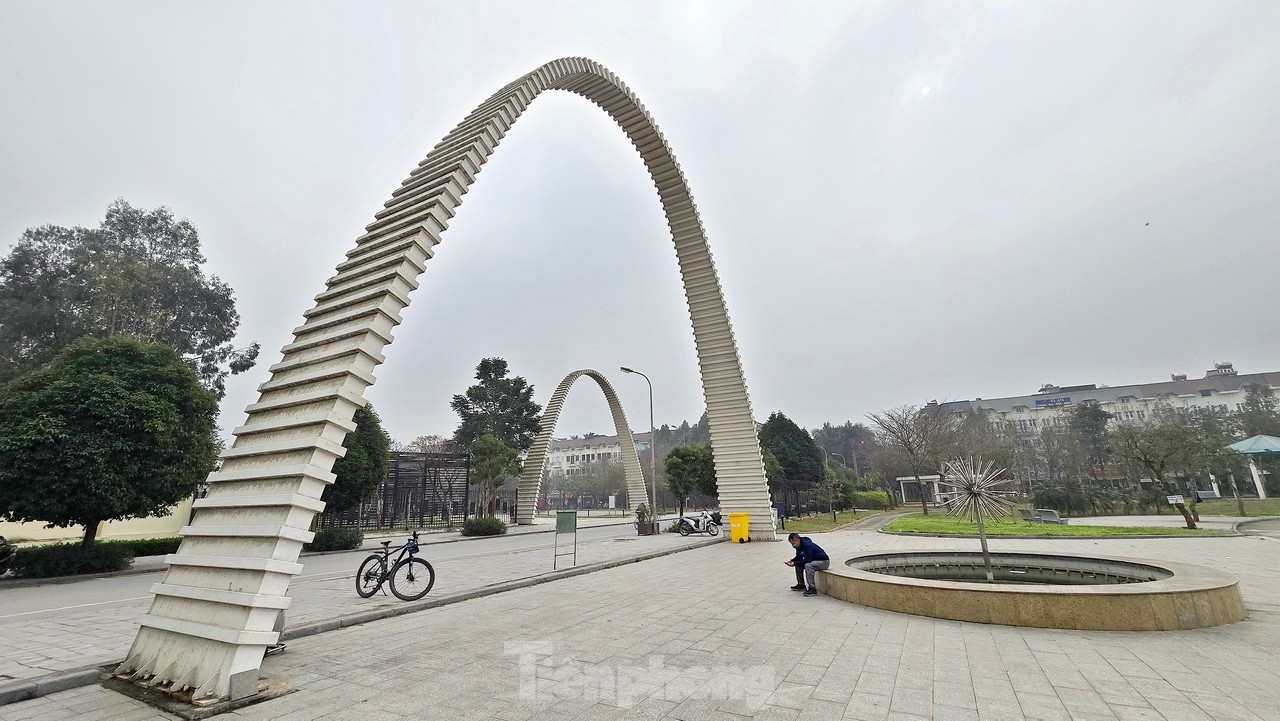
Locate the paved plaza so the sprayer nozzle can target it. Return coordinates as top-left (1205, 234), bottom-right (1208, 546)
top-left (3, 521), bottom-right (1279, 720)
top-left (0, 516), bottom-right (686, 687)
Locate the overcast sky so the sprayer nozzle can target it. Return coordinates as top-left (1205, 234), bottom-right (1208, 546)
top-left (2, 1), bottom-right (1278, 445)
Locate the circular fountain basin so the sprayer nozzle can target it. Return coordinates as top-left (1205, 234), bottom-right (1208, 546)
top-left (818, 551), bottom-right (1246, 631)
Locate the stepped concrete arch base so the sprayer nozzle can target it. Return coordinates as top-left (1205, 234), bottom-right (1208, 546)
top-left (118, 56), bottom-right (775, 704)
top-left (517, 370), bottom-right (648, 525)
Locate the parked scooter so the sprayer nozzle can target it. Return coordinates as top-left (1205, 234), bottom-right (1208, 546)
top-left (677, 510), bottom-right (720, 537)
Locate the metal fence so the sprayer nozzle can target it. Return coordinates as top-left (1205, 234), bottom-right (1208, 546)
top-left (317, 452), bottom-right (471, 531)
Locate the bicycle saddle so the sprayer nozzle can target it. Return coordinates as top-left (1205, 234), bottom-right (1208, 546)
top-left (380, 540), bottom-right (392, 547)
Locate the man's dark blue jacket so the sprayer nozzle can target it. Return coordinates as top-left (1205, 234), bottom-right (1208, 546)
top-left (792, 537), bottom-right (829, 566)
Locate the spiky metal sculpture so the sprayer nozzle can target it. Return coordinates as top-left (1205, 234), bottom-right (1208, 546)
top-left (942, 458), bottom-right (1015, 583)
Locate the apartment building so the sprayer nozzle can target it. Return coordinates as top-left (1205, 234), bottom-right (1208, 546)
top-left (544, 431), bottom-right (652, 477)
top-left (938, 362), bottom-right (1279, 430)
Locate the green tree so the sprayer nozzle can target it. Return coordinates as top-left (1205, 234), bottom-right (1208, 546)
top-left (811, 421), bottom-right (874, 475)
top-left (0, 200), bottom-right (259, 398)
top-left (1110, 406), bottom-right (1199, 529)
top-left (451, 358), bottom-right (542, 451)
top-left (1238, 384), bottom-right (1280, 438)
top-left (0, 337), bottom-right (219, 548)
top-left (759, 411), bottom-right (823, 515)
top-left (762, 448), bottom-right (784, 491)
top-left (1066, 402), bottom-right (1114, 480)
top-left (322, 404), bottom-right (391, 514)
top-left (664, 444), bottom-right (715, 515)
top-left (469, 434), bottom-right (520, 517)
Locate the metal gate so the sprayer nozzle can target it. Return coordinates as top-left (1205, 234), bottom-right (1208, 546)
top-left (317, 452), bottom-right (471, 530)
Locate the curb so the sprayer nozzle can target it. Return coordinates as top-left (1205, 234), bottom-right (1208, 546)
top-left (1233, 516), bottom-right (1280, 532)
top-left (0, 667), bottom-right (101, 706)
top-left (779, 511), bottom-right (897, 534)
top-left (0, 518), bottom-right (646, 590)
top-left (877, 530), bottom-right (1239, 540)
top-left (0, 536), bottom-right (720, 706)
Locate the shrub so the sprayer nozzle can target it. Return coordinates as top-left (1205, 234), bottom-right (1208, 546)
top-left (12, 541), bottom-right (134, 578)
top-left (460, 516), bottom-right (508, 536)
top-left (666, 519), bottom-right (683, 533)
top-left (709, 511), bottom-right (722, 526)
top-left (102, 537), bottom-right (182, 557)
top-left (303, 528), bottom-right (365, 552)
top-left (850, 491), bottom-right (890, 510)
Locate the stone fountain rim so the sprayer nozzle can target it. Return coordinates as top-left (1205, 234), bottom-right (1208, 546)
top-left (835, 550), bottom-right (1239, 597)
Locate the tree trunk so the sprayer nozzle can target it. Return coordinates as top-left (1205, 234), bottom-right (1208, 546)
top-left (1174, 503), bottom-right (1197, 530)
top-left (915, 473), bottom-right (929, 516)
top-left (1186, 477), bottom-right (1201, 522)
top-left (1231, 474), bottom-right (1246, 516)
top-left (81, 520), bottom-right (99, 551)
top-left (1153, 471), bottom-right (1196, 529)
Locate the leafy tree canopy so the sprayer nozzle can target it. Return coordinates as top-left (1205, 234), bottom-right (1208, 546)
top-left (1066, 402), bottom-right (1113, 473)
top-left (0, 200), bottom-right (259, 398)
top-left (1239, 384), bottom-right (1280, 438)
top-left (664, 444), bottom-right (716, 512)
top-left (758, 411), bottom-right (823, 489)
top-left (762, 448), bottom-right (784, 491)
top-left (323, 404), bottom-right (391, 513)
top-left (451, 358), bottom-right (542, 451)
top-left (0, 336), bottom-right (219, 547)
top-left (810, 420), bottom-right (874, 473)
top-left (469, 433), bottom-right (521, 517)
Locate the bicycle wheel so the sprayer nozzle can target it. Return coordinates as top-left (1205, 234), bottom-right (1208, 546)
top-left (355, 555), bottom-right (386, 598)
top-left (389, 557), bottom-right (435, 601)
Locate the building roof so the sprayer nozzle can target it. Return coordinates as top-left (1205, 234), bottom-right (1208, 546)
top-left (939, 364), bottom-right (1280, 415)
top-left (548, 431), bottom-right (651, 451)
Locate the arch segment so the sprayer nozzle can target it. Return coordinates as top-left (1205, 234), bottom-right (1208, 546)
top-left (119, 56), bottom-right (774, 702)
top-left (517, 370), bottom-right (649, 524)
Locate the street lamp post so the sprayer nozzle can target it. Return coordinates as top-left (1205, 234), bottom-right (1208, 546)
top-left (620, 367), bottom-right (658, 532)
top-left (829, 452), bottom-right (847, 467)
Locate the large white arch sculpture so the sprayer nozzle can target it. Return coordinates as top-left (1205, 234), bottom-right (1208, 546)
top-left (118, 57), bottom-right (773, 703)
top-left (517, 370), bottom-right (649, 524)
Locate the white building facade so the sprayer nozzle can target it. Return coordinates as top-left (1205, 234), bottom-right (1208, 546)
top-left (938, 362), bottom-right (1280, 432)
top-left (544, 431), bottom-right (652, 477)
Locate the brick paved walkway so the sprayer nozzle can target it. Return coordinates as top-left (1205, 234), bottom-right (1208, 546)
top-left (4, 527), bottom-right (1278, 720)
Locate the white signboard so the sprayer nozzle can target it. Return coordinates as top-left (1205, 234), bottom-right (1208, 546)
top-left (1167, 495), bottom-right (1185, 505)
top-left (608, 495), bottom-right (616, 509)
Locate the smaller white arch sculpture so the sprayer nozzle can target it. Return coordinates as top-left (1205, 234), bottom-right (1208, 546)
top-left (517, 370), bottom-right (648, 524)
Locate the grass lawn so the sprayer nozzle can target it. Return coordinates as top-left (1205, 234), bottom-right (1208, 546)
top-left (882, 514), bottom-right (1230, 537)
top-left (779, 510), bottom-right (883, 533)
top-left (1178, 498), bottom-right (1280, 517)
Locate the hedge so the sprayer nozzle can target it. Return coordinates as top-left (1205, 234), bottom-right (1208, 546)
top-left (850, 491), bottom-right (891, 510)
top-left (303, 528), bottom-right (364, 552)
top-left (12, 542), bottom-right (134, 578)
top-left (460, 516), bottom-right (508, 536)
top-left (102, 537), bottom-right (182, 557)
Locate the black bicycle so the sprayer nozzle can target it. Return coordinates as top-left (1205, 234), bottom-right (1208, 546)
top-left (355, 531), bottom-right (436, 601)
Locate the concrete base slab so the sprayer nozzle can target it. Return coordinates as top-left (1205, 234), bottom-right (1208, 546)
top-left (102, 668), bottom-right (296, 720)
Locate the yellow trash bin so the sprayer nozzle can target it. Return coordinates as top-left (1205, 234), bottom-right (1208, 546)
top-left (728, 512), bottom-right (751, 543)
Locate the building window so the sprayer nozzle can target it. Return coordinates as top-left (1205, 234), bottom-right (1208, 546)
top-left (1200, 389), bottom-right (1213, 397)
